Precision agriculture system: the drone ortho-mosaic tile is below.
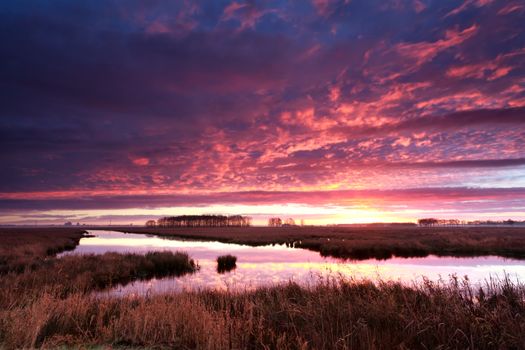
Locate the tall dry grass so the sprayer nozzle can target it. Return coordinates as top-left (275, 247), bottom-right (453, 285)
top-left (0, 276), bottom-right (524, 349)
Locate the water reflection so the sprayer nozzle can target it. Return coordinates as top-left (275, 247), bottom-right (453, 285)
top-left (60, 230), bottom-right (525, 296)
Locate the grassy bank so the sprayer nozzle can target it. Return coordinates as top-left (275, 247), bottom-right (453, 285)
top-left (0, 277), bottom-right (524, 349)
top-left (112, 226), bottom-right (525, 260)
top-left (0, 251), bottom-right (198, 306)
top-left (0, 227), bottom-right (86, 274)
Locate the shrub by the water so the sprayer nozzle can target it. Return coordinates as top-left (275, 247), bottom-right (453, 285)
top-left (217, 254), bottom-right (237, 273)
top-left (142, 251), bottom-right (199, 277)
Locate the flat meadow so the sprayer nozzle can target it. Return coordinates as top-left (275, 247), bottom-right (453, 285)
top-left (116, 225), bottom-right (525, 260)
top-left (1, 226), bottom-right (525, 349)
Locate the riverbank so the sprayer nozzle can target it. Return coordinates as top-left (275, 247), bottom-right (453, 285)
top-left (108, 225), bottom-right (525, 260)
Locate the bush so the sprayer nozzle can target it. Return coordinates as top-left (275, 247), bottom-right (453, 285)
top-left (217, 254), bottom-right (237, 273)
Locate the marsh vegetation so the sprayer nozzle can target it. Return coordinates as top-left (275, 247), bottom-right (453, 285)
top-left (1, 227), bottom-right (525, 349)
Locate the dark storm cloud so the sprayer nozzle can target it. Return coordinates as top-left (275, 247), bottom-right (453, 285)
top-left (396, 107), bottom-right (525, 131)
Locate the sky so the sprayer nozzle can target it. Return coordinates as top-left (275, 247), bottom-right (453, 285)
top-left (1, 0), bottom-right (525, 225)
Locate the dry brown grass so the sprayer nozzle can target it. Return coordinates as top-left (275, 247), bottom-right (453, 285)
top-left (0, 227), bottom-right (86, 274)
top-left (0, 276), bottom-right (524, 349)
top-left (113, 225), bottom-right (525, 260)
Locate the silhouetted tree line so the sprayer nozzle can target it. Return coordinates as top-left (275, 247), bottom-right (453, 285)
top-left (151, 215), bottom-right (252, 228)
top-left (467, 219), bottom-right (522, 225)
top-left (418, 218), bottom-right (523, 227)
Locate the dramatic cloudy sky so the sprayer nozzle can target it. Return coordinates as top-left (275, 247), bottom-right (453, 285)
top-left (1, 0), bottom-right (525, 225)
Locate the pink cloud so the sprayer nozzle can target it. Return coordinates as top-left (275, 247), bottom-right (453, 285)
top-left (392, 137), bottom-right (411, 147)
top-left (221, 2), bottom-right (278, 30)
top-left (311, 0), bottom-right (351, 17)
top-left (329, 86), bottom-right (340, 102)
top-left (396, 25), bottom-right (478, 66)
top-left (132, 157), bottom-right (150, 166)
top-left (445, 0), bottom-right (494, 18)
top-left (498, 3), bottom-right (524, 15)
top-left (412, 0), bottom-right (426, 13)
top-left (447, 62), bottom-right (513, 81)
top-left (143, 1), bottom-right (199, 37)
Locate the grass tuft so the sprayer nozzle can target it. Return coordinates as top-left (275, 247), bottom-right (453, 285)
top-left (217, 254), bottom-right (237, 273)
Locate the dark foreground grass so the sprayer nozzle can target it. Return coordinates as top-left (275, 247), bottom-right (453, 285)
top-left (0, 276), bottom-right (524, 349)
top-left (216, 254), bottom-right (237, 273)
top-left (113, 225), bottom-right (525, 260)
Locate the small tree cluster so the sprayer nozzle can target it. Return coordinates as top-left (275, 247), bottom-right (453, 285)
top-left (418, 218), bottom-right (439, 226)
top-left (268, 217), bottom-right (282, 227)
top-left (418, 218), bottom-right (461, 227)
top-left (268, 217), bottom-right (297, 227)
top-left (284, 218), bottom-right (296, 226)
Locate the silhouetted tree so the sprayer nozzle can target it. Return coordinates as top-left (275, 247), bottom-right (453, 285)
top-left (268, 217), bottom-right (282, 227)
top-left (418, 218), bottom-right (438, 227)
top-left (419, 218), bottom-right (461, 227)
top-left (284, 218), bottom-right (296, 226)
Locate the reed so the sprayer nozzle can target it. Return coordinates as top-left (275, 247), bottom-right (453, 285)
top-left (0, 276), bottom-right (523, 349)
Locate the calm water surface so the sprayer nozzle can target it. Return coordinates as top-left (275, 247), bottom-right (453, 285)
top-left (61, 230), bottom-right (525, 296)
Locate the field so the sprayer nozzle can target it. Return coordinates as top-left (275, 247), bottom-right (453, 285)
top-left (114, 225), bottom-right (525, 260)
top-left (1, 226), bottom-right (525, 349)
